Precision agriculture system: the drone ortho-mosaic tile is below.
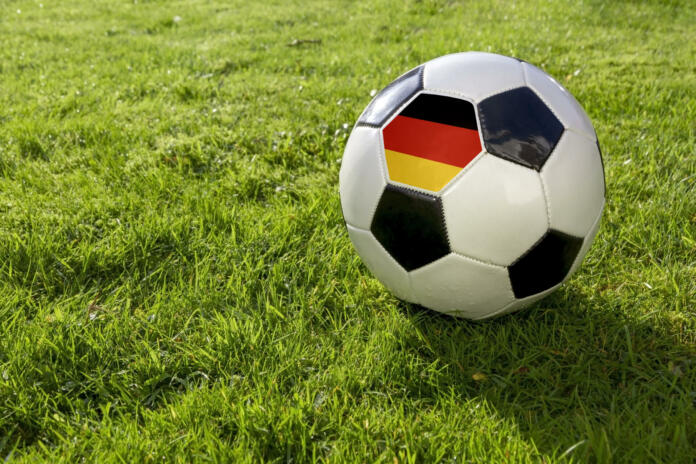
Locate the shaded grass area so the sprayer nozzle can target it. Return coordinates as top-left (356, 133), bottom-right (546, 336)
top-left (0, 0), bottom-right (695, 461)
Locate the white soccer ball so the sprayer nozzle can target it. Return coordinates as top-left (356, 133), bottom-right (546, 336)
top-left (339, 52), bottom-right (605, 320)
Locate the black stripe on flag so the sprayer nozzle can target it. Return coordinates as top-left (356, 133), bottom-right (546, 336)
top-left (400, 93), bottom-right (478, 130)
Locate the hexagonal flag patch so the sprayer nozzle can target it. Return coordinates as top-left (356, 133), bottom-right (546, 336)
top-left (382, 93), bottom-right (481, 192)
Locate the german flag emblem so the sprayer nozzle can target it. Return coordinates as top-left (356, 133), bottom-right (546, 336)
top-left (382, 93), bottom-right (482, 192)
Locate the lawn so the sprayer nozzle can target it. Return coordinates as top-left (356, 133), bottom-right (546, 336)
top-left (1, 0), bottom-right (695, 461)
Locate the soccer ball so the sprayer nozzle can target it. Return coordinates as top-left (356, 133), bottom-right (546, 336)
top-left (339, 52), bottom-right (605, 319)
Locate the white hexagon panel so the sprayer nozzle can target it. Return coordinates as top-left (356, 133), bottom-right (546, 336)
top-left (423, 52), bottom-right (526, 102)
top-left (410, 253), bottom-right (515, 319)
top-left (441, 153), bottom-right (548, 266)
top-left (541, 131), bottom-right (605, 237)
top-left (338, 126), bottom-right (386, 230)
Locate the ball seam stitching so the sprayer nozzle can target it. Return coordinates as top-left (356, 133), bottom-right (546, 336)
top-left (449, 251), bottom-right (506, 269)
top-left (538, 172), bottom-right (553, 231)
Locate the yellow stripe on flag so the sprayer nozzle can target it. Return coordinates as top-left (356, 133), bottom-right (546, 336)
top-left (385, 149), bottom-right (462, 192)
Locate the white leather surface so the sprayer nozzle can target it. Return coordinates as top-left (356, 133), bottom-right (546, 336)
top-left (522, 62), bottom-right (596, 140)
top-left (339, 126), bottom-right (387, 230)
top-left (442, 153), bottom-right (548, 266)
top-left (346, 224), bottom-right (416, 302)
top-left (541, 131), bottom-right (605, 237)
top-left (410, 253), bottom-right (514, 319)
top-left (423, 52), bottom-right (525, 102)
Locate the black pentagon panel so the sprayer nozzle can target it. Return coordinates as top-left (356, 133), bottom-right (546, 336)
top-left (508, 229), bottom-right (583, 298)
top-left (371, 185), bottom-right (449, 271)
top-left (358, 66), bottom-right (423, 127)
top-left (478, 87), bottom-right (564, 170)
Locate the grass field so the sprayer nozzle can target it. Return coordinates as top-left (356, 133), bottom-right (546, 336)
top-left (1, 0), bottom-right (695, 461)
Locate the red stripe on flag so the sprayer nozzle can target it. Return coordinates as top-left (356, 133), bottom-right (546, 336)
top-left (383, 115), bottom-right (481, 168)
